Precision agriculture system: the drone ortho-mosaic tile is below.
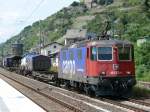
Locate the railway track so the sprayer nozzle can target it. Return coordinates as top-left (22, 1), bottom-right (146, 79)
top-left (100, 98), bottom-right (150, 112)
top-left (0, 68), bottom-right (150, 112)
top-left (138, 81), bottom-right (150, 90)
top-left (128, 98), bottom-right (150, 107)
top-left (0, 72), bottom-right (82, 112)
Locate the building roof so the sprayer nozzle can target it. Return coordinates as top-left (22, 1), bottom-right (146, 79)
top-left (63, 29), bottom-right (87, 39)
top-left (86, 39), bottom-right (131, 46)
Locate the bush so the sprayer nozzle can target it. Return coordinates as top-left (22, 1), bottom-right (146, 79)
top-left (71, 1), bottom-right (80, 7)
top-left (136, 65), bottom-right (147, 78)
top-left (97, 0), bottom-right (114, 5)
top-left (132, 86), bottom-right (150, 97)
top-left (135, 42), bottom-right (150, 81)
top-left (122, 0), bottom-right (142, 7)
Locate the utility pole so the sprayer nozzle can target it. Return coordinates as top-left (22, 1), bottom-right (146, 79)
top-left (39, 20), bottom-right (43, 54)
top-left (1, 46), bottom-right (4, 65)
top-left (17, 20), bottom-right (24, 44)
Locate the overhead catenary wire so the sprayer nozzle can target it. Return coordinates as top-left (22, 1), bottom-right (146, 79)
top-left (13, 0), bottom-right (45, 42)
top-left (24, 0), bottom-right (45, 43)
top-left (2, 0), bottom-right (46, 56)
top-left (24, 0), bottom-right (45, 22)
top-left (11, 0), bottom-right (30, 39)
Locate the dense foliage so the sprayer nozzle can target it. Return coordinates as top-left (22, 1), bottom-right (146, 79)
top-left (0, 0), bottom-right (150, 81)
top-left (85, 0), bottom-right (150, 81)
top-left (0, 3), bottom-right (87, 55)
top-left (135, 42), bottom-right (150, 81)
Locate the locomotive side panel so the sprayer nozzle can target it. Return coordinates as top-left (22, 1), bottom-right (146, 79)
top-left (58, 47), bottom-right (87, 82)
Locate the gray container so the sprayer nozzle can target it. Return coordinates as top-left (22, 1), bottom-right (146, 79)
top-left (12, 44), bottom-right (23, 56)
top-left (32, 55), bottom-right (51, 71)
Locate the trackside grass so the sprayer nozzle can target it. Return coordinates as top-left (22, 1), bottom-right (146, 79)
top-left (132, 86), bottom-right (150, 98)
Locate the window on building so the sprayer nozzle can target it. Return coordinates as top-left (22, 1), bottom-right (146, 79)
top-left (77, 49), bottom-right (82, 60)
top-left (98, 47), bottom-right (112, 60)
top-left (118, 47), bottom-right (131, 61)
top-left (54, 45), bottom-right (56, 48)
top-left (91, 47), bottom-right (97, 61)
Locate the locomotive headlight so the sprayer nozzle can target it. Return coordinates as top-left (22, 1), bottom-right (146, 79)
top-left (113, 64), bottom-right (119, 71)
top-left (126, 71), bottom-right (131, 74)
top-left (101, 71), bottom-right (106, 75)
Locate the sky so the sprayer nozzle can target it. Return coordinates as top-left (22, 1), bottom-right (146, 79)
top-left (0, 0), bottom-right (79, 44)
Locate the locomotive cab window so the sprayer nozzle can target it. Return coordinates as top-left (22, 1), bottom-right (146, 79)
top-left (118, 47), bottom-right (131, 61)
top-left (98, 47), bottom-right (112, 60)
top-left (91, 47), bottom-right (97, 61)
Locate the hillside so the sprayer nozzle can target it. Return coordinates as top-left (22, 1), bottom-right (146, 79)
top-left (0, 2), bottom-right (88, 55)
top-left (0, 0), bottom-right (150, 81)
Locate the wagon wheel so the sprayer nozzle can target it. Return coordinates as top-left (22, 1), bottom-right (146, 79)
top-left (84, 85), bottom-right (95, 97)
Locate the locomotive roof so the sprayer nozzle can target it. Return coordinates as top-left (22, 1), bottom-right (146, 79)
top-left (87, 39), bottom-right (131, 46)
top-left (62, 39), bottom-right (132, 50)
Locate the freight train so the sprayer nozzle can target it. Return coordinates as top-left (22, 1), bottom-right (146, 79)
top-left (19, 53), bottom-right (51, 76)
top-left (2, 43), bottom-right (23, 71)
top-left (59, 39), bottom-right (136, 96)
top-left (3, 39), bottom-right (136, 97)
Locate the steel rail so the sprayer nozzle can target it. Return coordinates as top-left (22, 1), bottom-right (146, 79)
top-left (0, 72), bottom-right (83, 112)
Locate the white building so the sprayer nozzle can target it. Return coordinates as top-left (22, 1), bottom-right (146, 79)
top-left (63, 29), bottom-right (87, 45)
top-left (41, 42), bottom-right (63, 67)
top-left (41, 42), bottom-right (63, 56)
top-left (83, 0), bottom-right (97, 8)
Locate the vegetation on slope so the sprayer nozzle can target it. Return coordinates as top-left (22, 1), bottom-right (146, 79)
top-left (0, 0), bottom-right (150, 81)
top-left (135, 42), bottom-right (150, 81)
top-left (0, 2), bottom-right (87, 55)
top-left (85, 0), bottom-right (150, 81)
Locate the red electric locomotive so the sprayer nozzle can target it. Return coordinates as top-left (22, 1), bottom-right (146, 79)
top-left (59, 39), bottom-right (136, 97)
top-left (85, 40), bottom-right (136, 96)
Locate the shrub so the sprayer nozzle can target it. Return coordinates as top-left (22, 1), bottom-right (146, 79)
top-left (132, 86), bottom-right (150, 97)
top-left (71, 1), bottom-right (80, 7)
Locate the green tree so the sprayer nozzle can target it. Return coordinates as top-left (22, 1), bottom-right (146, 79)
top-left (135, 42), bottom-right (150, 79)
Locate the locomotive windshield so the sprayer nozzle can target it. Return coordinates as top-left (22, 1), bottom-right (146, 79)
top-left (97, 47), bottom-right (112, 60)
top-left (118, 47), bottom-right (131, 61)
